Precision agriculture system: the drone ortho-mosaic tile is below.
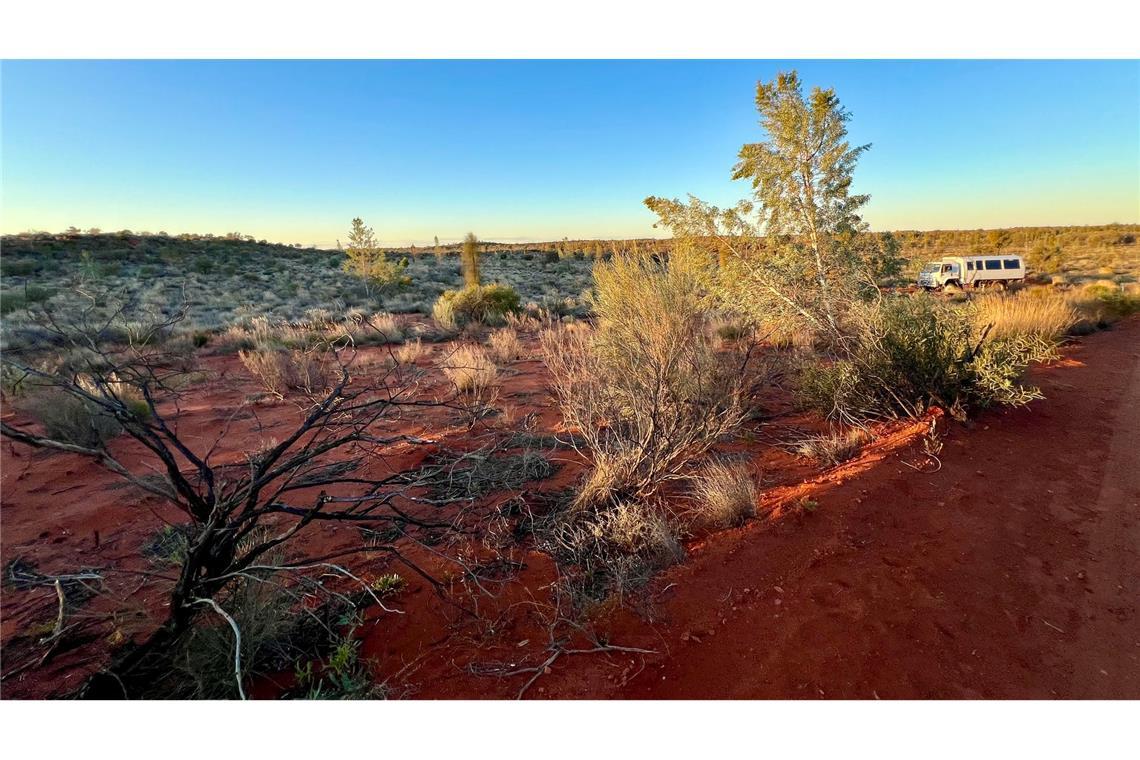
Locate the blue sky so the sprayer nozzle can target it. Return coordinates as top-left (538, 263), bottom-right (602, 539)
top-left (2, 60), bottom-right (1137, 246)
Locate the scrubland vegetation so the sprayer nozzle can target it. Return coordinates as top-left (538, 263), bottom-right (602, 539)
top-left (2, 69), bottom-right (1137, 700)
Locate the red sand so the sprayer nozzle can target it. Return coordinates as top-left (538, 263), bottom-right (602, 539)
top-left (2, 319), bottom-right (1137, 699)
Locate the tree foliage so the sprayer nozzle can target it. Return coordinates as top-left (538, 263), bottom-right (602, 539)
top-left (342, 217), bottom-right (409, 295)
top-left (646, 71), bottom-right (902, 346)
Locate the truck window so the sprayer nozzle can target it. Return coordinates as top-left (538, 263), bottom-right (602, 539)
top-left (984, 260), bottom-right (1001, 270)
top-left (967, 261), bottom-right (975, 270)
top-left (1003, 259), bottom-right (1020, 269)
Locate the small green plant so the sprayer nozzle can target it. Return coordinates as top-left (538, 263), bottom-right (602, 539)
top-left (294, 623), bottom-right (382, 700)
top-left (143, 524), bottom-right (195, 566)
top-left (369, 573), bottom-right (405, 595)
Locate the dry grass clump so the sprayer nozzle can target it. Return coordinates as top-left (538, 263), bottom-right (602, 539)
top-left (487, 327), bottom-right (522, 362)
top-left (691, 459), bottom-right (757, 527)
top-left (439, 344), bottom-right (498, 395)
top-left (973, 291), bottom-right (1078, 342)
top-left (394, 338), bottom-right (426, 365)
top-left (325, 312), bottom-right (403, 345)
top-left (239, 347), bottom-right (330, 398)
top-left (794, 427), bottom-right (871, 466)
top-left (1063, 281), bottom-right (1140, 328)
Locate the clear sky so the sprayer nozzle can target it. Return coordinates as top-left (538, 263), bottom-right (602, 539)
top-left (2, 60), bottom-right (1137, 246)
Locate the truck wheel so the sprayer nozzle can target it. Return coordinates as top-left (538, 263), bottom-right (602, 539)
top-left (943, 281), bottom-right (961, 294)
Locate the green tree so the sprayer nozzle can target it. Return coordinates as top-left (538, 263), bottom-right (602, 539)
top-left (647, 71), bottom-right (896, 344)
top-left (461, 231), bottom-right (481, 287)
top-left (342, 217), bottom-right (408, 296)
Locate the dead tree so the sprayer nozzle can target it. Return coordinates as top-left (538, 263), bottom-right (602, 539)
top-left (1, 295), bottom-right (474, 695)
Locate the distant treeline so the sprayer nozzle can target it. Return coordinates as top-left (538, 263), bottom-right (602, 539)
top-left (3, 223), bottom-right (1137, 273)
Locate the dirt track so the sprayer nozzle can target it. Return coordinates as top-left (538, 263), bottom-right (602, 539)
top-left (537, 317), bottom-right (1140, 699)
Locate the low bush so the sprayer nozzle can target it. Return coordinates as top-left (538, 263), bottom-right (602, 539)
top-left (1065, 282), bottom-right (1140, 327)
top-left (799, 295), bottom-right (1056, 422)
top-left (432, 284), bottom-right (521, 329)
top-left (20, 388), bottom-right (123, 448)
top-left (542, 250), bottom-right (748, 511)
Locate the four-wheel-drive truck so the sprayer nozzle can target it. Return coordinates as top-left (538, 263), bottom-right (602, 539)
top-left (916, 254), bottom-right (1026, 291)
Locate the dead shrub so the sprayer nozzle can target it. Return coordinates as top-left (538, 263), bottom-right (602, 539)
top-left (539, 499), bottom-right (683, 607)
top-left (691, 459), bottom-right (757, 527)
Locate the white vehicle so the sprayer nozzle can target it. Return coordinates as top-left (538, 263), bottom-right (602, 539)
top-left (916, 254), bottom-right (1026, 291)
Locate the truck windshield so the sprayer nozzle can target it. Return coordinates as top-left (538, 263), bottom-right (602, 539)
top-left (922, 263), bottom-right (941, 273)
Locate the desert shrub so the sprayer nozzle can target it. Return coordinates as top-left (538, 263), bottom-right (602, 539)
top-left (326, 312), bottom-right (403, 346)
top-left (542, 250), bottom-right (748, 510)
top-left (76, 371), bottom-right (153, 420)
top-left (19, 388), bottom-right (122, 447)
top-left (432, 284), bottom-right (521, 329)
top-left (394, 337), bottom-right (425, 364)
top-left (973, 290), bottom-right (1078, 342)
top-left (799, 295), bottom-right (1055, 422)
top-left (439, 344), bottom-right (498, 395)
top-left (239, 347), bottom-right (329, 398)
top-left (794, 427), bottom-right (871, 466)
top-left (1065, 282), bottom-right (1140, 327)
top-left (487, 327), bottom-right (521, 362)
top-left (691, 459), bottom-right (757, 527)
top-left (541, 499), bottom-right (683, 606)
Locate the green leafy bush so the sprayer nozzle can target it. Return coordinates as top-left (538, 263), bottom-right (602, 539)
top-left (798, 295), bottom-right (1056, 421)
top-left (431, 284), bottom-right (520, 329)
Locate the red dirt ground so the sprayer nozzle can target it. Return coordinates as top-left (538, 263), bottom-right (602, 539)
top-left (2, 318), bottom-right (1137, 699)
